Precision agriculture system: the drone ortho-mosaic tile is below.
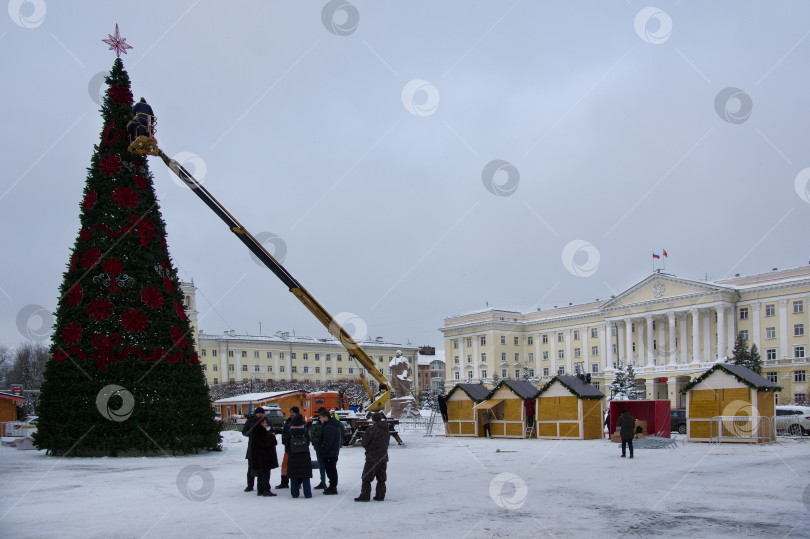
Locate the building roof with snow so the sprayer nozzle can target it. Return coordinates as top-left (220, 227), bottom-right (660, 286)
top-left (214, 390), bottom-right (304, 404)
top-left (681, 363), bottom-right (781, 394)
top-left (538, 375), bottom-right (605, 400)
top-left (447, 383), bottom-right (491, 402)
top-left (488, 379), bottom-right (540, 400)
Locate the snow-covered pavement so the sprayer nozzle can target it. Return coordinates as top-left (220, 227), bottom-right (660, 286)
top-left (1, 430), bottom-right (809, 538)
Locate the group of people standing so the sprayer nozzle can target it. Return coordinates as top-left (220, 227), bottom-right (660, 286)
top-left (242, 406), bottom-right (389, 501)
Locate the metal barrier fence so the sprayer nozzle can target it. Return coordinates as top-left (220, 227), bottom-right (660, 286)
top-left (709, 416), bottom-right (775, 443)
top-left (396, 415), bottom-right (445, 436)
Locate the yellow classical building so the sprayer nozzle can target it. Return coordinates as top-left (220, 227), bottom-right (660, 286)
top-left (179, 282), bottom-right (418, 387)
top-left (441, 266), bottom-right (810, 408)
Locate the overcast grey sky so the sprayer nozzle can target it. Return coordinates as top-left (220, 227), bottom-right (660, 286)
top-left (2, 1), bottom-right (810, 352)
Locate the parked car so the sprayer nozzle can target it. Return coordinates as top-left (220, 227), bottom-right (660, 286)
top-left (775, 405), bottom-right (810, 436)
top-left (264, 407), bottom-right (285, 433)
top-left (670, 409), bottom-right (687, 435)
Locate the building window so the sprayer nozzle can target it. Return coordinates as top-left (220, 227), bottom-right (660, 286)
top-left (213, 377), bottom-right (218, 385)
top-left (466, 338), bottom-right (472, 347)
top-left (591, 346), bottom-right (598, 356)
top-left (543, 367), bottom-right (549, 376)
top-left (326, 354), bottom-right (331, 361)
top-left (557, 366), bottom-right (565, 375)
top-left (514, 337), bottom-right (520, 346)
top-left (480, 336), bottom-right (486, 346)
top-left (514, 353), bottom-right (520, 363)
top-left (315, 354), bottom-right (320, 361)
top-left (558, 350), bottom-right (565, 360)
top-left (482, 369), bottom-right (487, 379)
top-left (795, 393), bottom-right (807, 404)
top-left (378, 357), bottom-right (383, 363)
top-left (228, 350), bottom-right (234, 358)
top-left (453, 339), bottom-right (459, 349)
top-left (528, 353), bottom-right (534, 362)
top-left (500, 336), bottom-right (506, 345)
top-left (254, 351), bottom-right (259, 359)
top-left (611, 326), bottom-right (617, 336)
top-left (201, 349), bottom-right (207, 357)
top-left (279, 352), bottom-right (285, 359)
top-left (337, 354), bottom-right (342, 361)
top-left (795, 324), bottom-right (805, 337)
top-left (201, 364), bottom-right (206, 371)
top-left (337, 367), bottom-right (342, 374)
top-left (501, 369), bottom-right (507, 378)
top-left (213, 364), bottom-right (217, 371)
top-left (267, 366), bottom-right (273, 372)
top-left (454, 356), bottom-right (460, 364)
top-left (454, 372), bottom-right (460, 380)
top-left (557, 332), bottom-right (564, 343)
top-left (291, 353), bottom-right (296, 359)
top-left (241, 365), bottom-right (248, 372)
top-left (542, 334), bottom-right (548, 344)
top-left (591, 362), bottom-right (599, 373)
top-left (315, 366), bottom-right (321, 374)
top-left (228, 364), bottom-right (234, 372)
top-left (481, 353), bottom-right (487, 362)
top-left (795, 300), bottom-right (805, 314)
top-left (280, 366), bottom-right (285, 373)
top-left (766, 348), bottom-right (777, 361)
top-left (739, 307), bottom-right (749, 320)
top-left (543, 351), bottom-right (549, 361)
top-left (573, 330), bottom-right (580, 340)
top-left (302, 366), bottom-right (309, 374)
top-left (326, 367), bottom-right (332, 374)
top-left (515, 370), bottom-right (520, 378)
top-left (528, 336), bottom-right (534, 345)
top-left (252, 365), bottom-right (260, 373)
top-left (612, 344), bottom-right (617, 355)
top-left (467, 371), bottom-right (473, 381)
top-left (766, 372), bottom-right (778, 383)
top-left (795, 370), bottom-right (806, 382)
top-left (594, 382), bottom-right (600, 391)
top-left (528, 368), bottom-right (534, 377)
top-left (591, 328), bottom-right (598, 338)
top-left (267, 352), bottom-right (272, 359)
top-left (739, 330), bottom-right (749, 341)
top-left (212, 349), bottom-right (217, 357)
top-left (467, 355), bottom-right (473, 364)
top-left (574, 348), bottom-right (581, 358)
top-left (631, 323), bottom-right (635, 333)
top-left (229, 378), bottom-right (235, 383)
top-left (303, 353), bottom-right (308, 360)
top-left (766, 327), bottom-right (776, 339)
top-left (765, 304), bottom-right (775, 317)
top-left (291, 366), bottom-right (297, 374)
top-left (501, 352), bottom-right (507, 362)
top-left (795, 346), bottom-right (806, 359)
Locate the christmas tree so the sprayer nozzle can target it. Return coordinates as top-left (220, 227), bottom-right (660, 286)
top-left (34, 40), bottom-right (220, 455)
top-left (727, 332), bottom-right (762, 374)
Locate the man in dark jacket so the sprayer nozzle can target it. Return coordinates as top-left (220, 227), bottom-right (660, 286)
top-left (355, 412), bottom-right (389, 502)
top-left (127, 97), bottom-right (155, 142)
top-left (310, 407), bottom-right (328, 489)
top-left (276, 406), bottom-right (299, 489)
top-left (617, 409), bottom-right (635, 459)
top-left (241, 407), bottom-right (265, 492)
top-left (317, 409), bottom-right (341, 494)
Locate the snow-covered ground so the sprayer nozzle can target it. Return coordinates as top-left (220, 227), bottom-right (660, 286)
top-left (1, 429), bottom-right (809, 538)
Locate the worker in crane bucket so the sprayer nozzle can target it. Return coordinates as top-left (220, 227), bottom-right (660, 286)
top-left (127, 97), bottom-right (154, 142)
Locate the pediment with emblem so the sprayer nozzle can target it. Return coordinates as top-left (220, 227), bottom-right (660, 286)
top-left (601, 275), bottom-right (736, 310)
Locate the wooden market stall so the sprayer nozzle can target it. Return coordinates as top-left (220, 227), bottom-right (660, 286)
top-left (474, 380), bottom-right (539, 438)
top-left (607, 400), bottom-right (671, 440)
top-left (445, 383), bottom-right (490, 436)
top-left (536, 375), bottom-right (605, 439)
top-left (681, 363), bottom-right (779, 443)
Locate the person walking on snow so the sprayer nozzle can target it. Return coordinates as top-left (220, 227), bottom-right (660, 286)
top-left (355, 412), bottom-right (389, 502)
top-left (617, 409), bottom-right (635, 459)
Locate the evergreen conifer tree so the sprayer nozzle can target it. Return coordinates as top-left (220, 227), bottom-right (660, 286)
top-left (625, 364), bottom-right (644, 400)
top-left (748, 344), bottom-right (763, 375)
top-left (728, 332), bottom-right (752, 370)
top-left (609, 362), bottom-right (627, 400)
top-left (34, 58), bottom-right (221, 455)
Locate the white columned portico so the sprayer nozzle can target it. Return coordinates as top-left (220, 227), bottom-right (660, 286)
top-left (565, 329), bottom-right (572, 374)
top-left (726, 306), bottom-right (735, 360)
top-left (678, 312), bottom-right (688, 365)
top-left (716, 305), bottom-right (726, 361)
top-left (625, 318), bottom-right (633, 366)
top-left (600, 323), bottom-right (608, 372)
top-left (751, 303), bottom-right (761, 351)
top-left (667, 311), bottom-right (677, 365)
top-left (702, 310), bottom-right (711, 363)
top-left (691, 308), bottom-right (700, 364)
top-left (549, 331), bottom-right (557, 375)
top-left (779, 299), bottom-right (789, 359)
top-left (645, 315), bottom-right (654, 367)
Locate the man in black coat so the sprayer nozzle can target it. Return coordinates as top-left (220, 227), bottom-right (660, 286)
top-left (355, 412), bottom-right (389, 502)
top-left (127, 97), bottom-right (155, 142)
top-left (317, 409), bottom-right (342, 494)
top-left (276, 406), bottom-right (299, 489)
top-left (241, 407), bottom-right (265, 492)
top-left (617, 409), bottom-right (636, 459)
